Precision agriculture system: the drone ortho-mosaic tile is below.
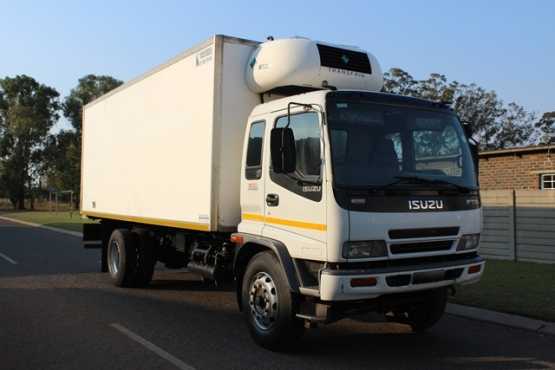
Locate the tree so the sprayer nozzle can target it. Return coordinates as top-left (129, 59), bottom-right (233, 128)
top-left (383, 68), bottom-right (418, 96)
top-left (451, 83), bottom-right (505, 148)
top-left (416, 73), bottom-right (456, 103)
top-left (46, 74), bottom-right (122, 207)
top-left (0, 75), bottom-right (60, 209)
top-left (43, 131), bottom-right (80, 192)
top-left (533, 111), bottom-right (555, 144)
top-left (494, 102), bottom-right (536, 149)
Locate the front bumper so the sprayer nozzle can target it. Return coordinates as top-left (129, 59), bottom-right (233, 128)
top-left (319, 255), bottom-right (484, 301)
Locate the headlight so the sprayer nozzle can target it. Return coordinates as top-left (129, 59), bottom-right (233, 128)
top-left (457, 234), bottom-right (480, 251)
top-left (343, 240), bottom-right (387, 259)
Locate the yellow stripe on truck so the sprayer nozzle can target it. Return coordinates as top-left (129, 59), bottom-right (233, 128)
top-left (242, 213), bottom-right (327, 231)
top-left (81, 211), bottom-right (210, 232)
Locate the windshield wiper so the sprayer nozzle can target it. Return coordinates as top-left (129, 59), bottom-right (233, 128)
top-left (371, 175), bottom-right (473, 192)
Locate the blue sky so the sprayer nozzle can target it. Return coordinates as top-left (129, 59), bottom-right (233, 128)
top-left (1, 0), bottom-right (554, 130)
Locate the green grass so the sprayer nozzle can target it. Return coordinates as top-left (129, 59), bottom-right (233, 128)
top-left (0, 210), bottom-right (96, 232)
top-left (451, 259), bottom-right (555, 322)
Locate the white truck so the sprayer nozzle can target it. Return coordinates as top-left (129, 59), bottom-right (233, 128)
top-left (81, 35), bottom-right (484, 350)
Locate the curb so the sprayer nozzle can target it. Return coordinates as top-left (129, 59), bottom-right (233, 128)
top-left (0, 215), bottom-right (83, 238)
top-left (447, 303), bottom-right (555, 336)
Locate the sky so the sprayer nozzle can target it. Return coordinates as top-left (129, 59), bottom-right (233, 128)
top-left (1, 0), bottom-right (554, 131)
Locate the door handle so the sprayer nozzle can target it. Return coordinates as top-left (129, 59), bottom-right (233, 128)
top-left (266, 193), bottom-right (279, 207)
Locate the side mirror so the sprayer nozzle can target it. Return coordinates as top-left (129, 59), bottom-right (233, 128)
top-left (462, 122), bottom-right (480, 176)
top-left (462, 122), bottom-right (473, 139)
top-left (271, 127), bottom-right (296, 173)
top-left (470, 140), bottom-right (480, 176)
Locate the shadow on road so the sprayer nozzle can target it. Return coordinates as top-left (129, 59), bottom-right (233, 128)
top-left (1, 269), bottom-right (554, 370)
top-left (149, 277), bottom-right (234, 293)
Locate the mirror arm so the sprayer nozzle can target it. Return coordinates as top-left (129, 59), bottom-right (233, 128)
top-left (286, 102), bottom-right (323, 128)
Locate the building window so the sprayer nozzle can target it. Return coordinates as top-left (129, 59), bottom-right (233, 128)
top-left (541, 173), bottom-right (555, 190)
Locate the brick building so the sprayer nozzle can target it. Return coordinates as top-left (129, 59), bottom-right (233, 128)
top-left (479, 145), bottom-right (555, 190)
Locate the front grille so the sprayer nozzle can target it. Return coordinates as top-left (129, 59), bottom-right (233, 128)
top-left (316, 44), bottom-right (372, 74)
top-left (329, 251), bottom-right (478, 270)
top-left (390, 240), bottom-right (453, 255)
top-left (389, 227), bottom-right (459, 239)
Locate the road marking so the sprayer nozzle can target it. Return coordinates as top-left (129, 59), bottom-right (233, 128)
top-left (0, 216), bottom-right (82, 238)
top-left (0, 252), bottom-right (17, 265)
top-left (110, 323), bottom-right (196, 370)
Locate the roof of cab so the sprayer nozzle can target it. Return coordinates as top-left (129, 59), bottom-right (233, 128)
top-left (249, 89), bottom-right (454, 118)
top-left (327, 90), bottom-right (454, 111)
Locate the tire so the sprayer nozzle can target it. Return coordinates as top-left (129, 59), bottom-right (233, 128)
top-left (241, 251), bottom-right (304, 351)
top-left (387, 288), bottom-right (448, 332)
top-left (133, 229), bottom-right (156, 287)
top-left (107, 229), bottom-right (138, 287)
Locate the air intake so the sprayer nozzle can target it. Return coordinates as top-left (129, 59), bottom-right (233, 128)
top-left (316, 44), bottom-right (372, 74)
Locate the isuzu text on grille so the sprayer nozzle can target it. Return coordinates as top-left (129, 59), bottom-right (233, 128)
top-left (408, 200), bottom-right (444, 210)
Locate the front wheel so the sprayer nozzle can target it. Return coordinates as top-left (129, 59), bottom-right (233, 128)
top-left (241, 251), bottom-right (304, 351)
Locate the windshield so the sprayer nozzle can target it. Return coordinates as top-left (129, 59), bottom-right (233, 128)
top-left (326, 94), bottom-right (477, 190)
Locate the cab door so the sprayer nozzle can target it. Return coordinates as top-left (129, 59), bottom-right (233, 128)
top-left (262, 111), bottom-right (327, 260)
top-left (239, 120), bottom-right (266, 235)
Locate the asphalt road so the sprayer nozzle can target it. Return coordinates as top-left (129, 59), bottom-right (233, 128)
top-left (1, 218), bottom-right (554, 370)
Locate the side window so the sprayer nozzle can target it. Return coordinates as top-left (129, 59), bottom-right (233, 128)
top-left (276, 112), bottom-right (321, 178)
top-left (245, 121), bottom-right (265, 180)
top-left (272, 112), bottom-right (322, 201)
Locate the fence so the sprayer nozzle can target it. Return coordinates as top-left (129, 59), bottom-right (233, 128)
top-left (481, 190), bottom-right (555, 264)
top-left (0, 192), bottom-right (76, 212)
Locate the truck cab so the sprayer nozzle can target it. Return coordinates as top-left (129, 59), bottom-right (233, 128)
top-left (234, 88), bottom-right (484, 348)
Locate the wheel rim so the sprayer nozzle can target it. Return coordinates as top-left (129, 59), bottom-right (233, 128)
top-left (248, 272), bottom-right (279, 331)
top-left (108, 240), bottom-right (121, 275)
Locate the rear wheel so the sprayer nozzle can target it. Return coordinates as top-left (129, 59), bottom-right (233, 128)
top-left (107, 229), bottom-right (138, 287)
top-left (133, 229), bottom-right (156, 287)
top-left (241, 251), bottom-right (304, 351)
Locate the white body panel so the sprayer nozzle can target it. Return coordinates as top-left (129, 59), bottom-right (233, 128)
top-left (261, 106), bottom-right (327, 261)
top-left (239, 92), bottom-right (330, 261)
top-left (81, 36), bottom-right (259, 231)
